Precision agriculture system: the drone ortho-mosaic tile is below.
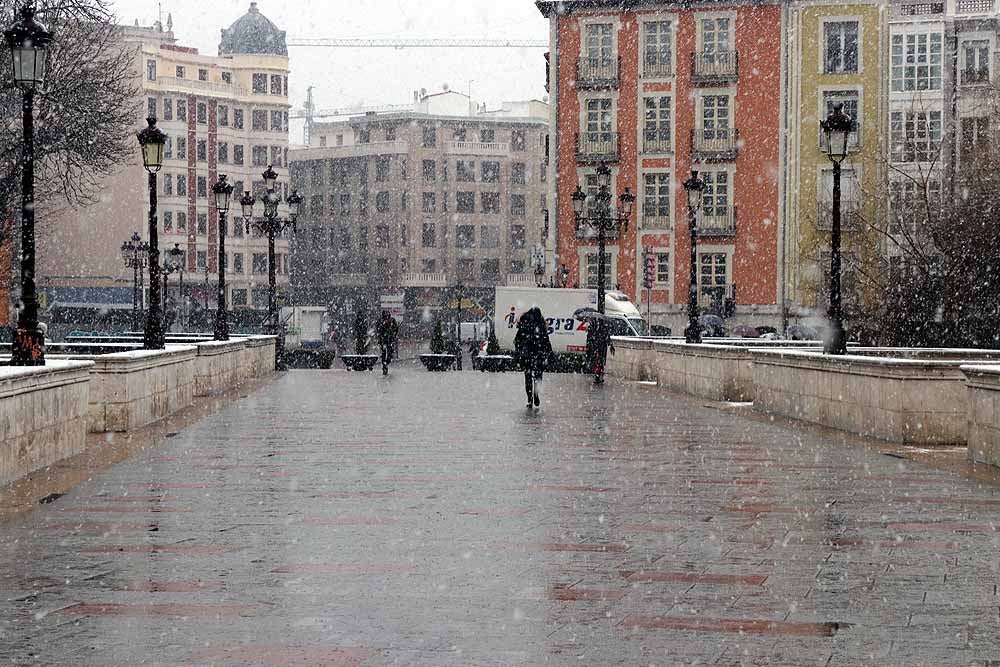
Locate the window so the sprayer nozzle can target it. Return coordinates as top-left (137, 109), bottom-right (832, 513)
top-left (197, 140), bottom-right (207, 162)
top-left (821, 91), bottom-right (860, 149)
top-left (197, 103), bottom-right (207, 124)
top-left (271, 146), bottom-right (283, 167)
top-left (385, 126), bottom-right (397, 141)
top-left (510, 259), bottom-right (525, 274)
top-left (890, 110), bottom-right (942, 162)
top-left (891, 33), bottom-right (943, 91)
top-left (376, 156), bottom-right (391, 182)
top-left (176, 100), bottom-right (187, 122)
top-left (252, 145), bottom-right (268, 166)
top-left (198, 68), bottom-right (208, 81)
top-left (400, 224), bottom-right (408, 247)
top-left (824, 21), bottom-right (859, 74)
top-left (358, 128), bottom-right (370, 144)
top-left (961, 116), bottom-right (990, 157)
top-left (271, 110), bottom-right (283, 131)
top-left (163, 99), bottom-right (173, 121)
top-left (889, 176), bottom-right (941, 238)
top-left (702, 171), bottom-right (731, 218)
top-left (375, 225), bottom-right (390, 248)
top-left (482, 259), bottom-right (501, 281)
top-left (163, 174), bottom-right (173, 195)
top-left (340, 194), bottom-right (351, 214)
top-left (218, 105), bottom-right (228, 127)
top-left (147, 97), bottom-right (157, 119)
top-left (252, 253), bottom-right (268, 274)
top-left (270, 74), bottom-right (282, 95)
top-left (252, 110), bottom-right (267, 131)
top-left (422, 223), bottom-right (436, 247)
top-left (456, 225), bottom-right (475, 248)
top-left (218, 142), bottom-right (228, 164)
top-left (643, 95), bottom-right (672, 152)
top-left (481, 161), bottom-right (500, 183)
top-left (457, 259), bottom-right (475, 281)
top-left (584, 23), bottom-right (614, 65)
top-left (233, 253), bottom-right (244, 274)
top-left (511, 194), bottom-right (526, 217)
top-left (197, 212), bottom-right (207, 234)
top-left (655, 252), bottom-right (671, 285)
top-left (422, 159), bottom-right (436, 182)
top-left (310, 195), bottom-right (324, 215)
top-left (512, 163), bottom-right (527, 185)
top-left (421, 258), bottom-right (436, 273)
top-left (481, 226), bottom-right (500, 248)
top-left (480, 128), bottom-right (495, 143)
top-left (585, 251), bottom-right (614, 289)
top-left (231, 289), bottom-right (247, 307)
top-left (359, 194), bottom-right (368, 217)
top-left (511, 129), bottom-right (526, 151)
top-left (441, 192), bottom-right (449, 212)
top-left (221, 71), bottom-right (232, 84)
top-left (422, 192), bottom-right (436, 213)
top-left (819, 166), bottom-right (859, 229)
top-left (457, 191), bottom-right (475, 213)
top-left (164, 137), bottom-right (173, 160)
top-left (422, 126), bottom-right (437, 147)
top-left (698, 252), bottom-right (729, 304)
top-left (233, 145), bottom-right (244, 165)
top-left (252, 73), bottom-right (267, 93)
top-left (146, 59), bottom-right (157, 81)
top-left (177, 212), bottom-right (186, 230)
top-left (481, 192), bottom-right (501, 214)
top-left (961, 39), bottom-right (990, 84)
top-left (642, 172), bottom-right (671, 225)
top-left (175, 65), bottom-right (185, 78)
top-left (176, 174), bottom-right (187, 196)
top-left (196, 251), bottom-right (207, 271)
top-left (456, 160), bottom-right (475, 182)
top-left (700, 94), bottom-right (731, 138)
top-left (453, 127), bottom-right (467, 141)
top-left (163, 211), bottom-right (173, 231)
top-left (583, 97), bottom-right (614, 146)
top-left (511, 225), bottom-right (526, 249)
top-left (699, 17), bottom-right (732, 60)
top-left (400, 157), bottom-right (408, 180)
top-left (197, 176), bottom-right (209, 198)
top-left (643, 20), bottom-right (673, 76)
top-left (233, 109), bottom-right (244, 129)
top-left (232, 216), bottom-right (244, 238)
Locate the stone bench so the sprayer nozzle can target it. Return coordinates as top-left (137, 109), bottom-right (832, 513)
top-left (963, 365), bottom-right (1000, 465)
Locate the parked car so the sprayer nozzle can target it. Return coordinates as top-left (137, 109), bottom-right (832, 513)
top-left (649, 324), bottom-right (672, 337)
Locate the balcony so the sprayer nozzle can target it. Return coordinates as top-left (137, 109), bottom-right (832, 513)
top-left (642, 132), bottom-right (672, 154)
top-left (576, 132), bottom-right (619, 163)
top-left (961, 68), bottom-right (991, 86)
top-left (690, 51), bottom-right (739, 83)
top-left (506, 274), bottom-right (540, 287)
top-left (816, 201), bottom-right (861, 231)
top-left (956, 0), bottom-right (994, 13)
top-left (290, 140), bottom-right (409, 161)
top-left (642, 58), bottom-right (673, 79)
top-left (697, 206), bottom-right (737, 237)
top-left (154, 75), bottom-right (249, 98)
top-left (401, 272), bottom-right (448, 287)
top-left (576, 56), bottom-right (620, 88)
top-left (691, 128), bottom-right (739, 162)
top-left (444, 141), bottom-right (510, 157)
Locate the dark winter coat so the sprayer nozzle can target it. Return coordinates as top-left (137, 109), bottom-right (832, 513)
top-left (586, 318), bottom-right (614, 370)
top-left (514, 308), bottom-right (553, 371)
top-left (376, 316), bottom-right (399, 349)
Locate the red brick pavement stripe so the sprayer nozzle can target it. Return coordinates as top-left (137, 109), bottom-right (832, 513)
top-left (79, 545), bottom-right (238, 555)
top-left (829, 537), bottom-right (959, 551)
top-left (458, 508), bottom-right (531, 517)
top-left (40, 522), bottom-right (153, 533)
top-left (379, 475), bottom-right (479, 482)
top-left (548, 586), bottom-right (626, 601)
top-left (187, 646), bottom-right (377, 666)
top-left (689, 479), bottom-right (770, 486)
top-left (114, 580), bottom-right (223, 592)
top-left (503, 542), bottom-right (630, 553)
top-left (92, 496), bottom-right (178, 503)
top-left (621, 615), bottom-right (845, 637)
top-left (270, 564), bottom-right (416, 574)
top-left (531, 485), bottom-right (617, 492)
top-left (888, 522), bottom-right (999, 533)
top-left (726, 504), bottom-right (800, 514)
top-left (53, 603), bottom-right (256, 617)
top-left (295, 517), bottom-right (398, 526)
top-left (894, 496), bottom-right (1000, 507)
top-left (624, 571), bottom-right (767, 585)
top-left (128, 483), bottom-right (226, 490)
top-left (58, 506), bottom-right (192, 513)
top-left (618, 524), bottom-right (681, 533)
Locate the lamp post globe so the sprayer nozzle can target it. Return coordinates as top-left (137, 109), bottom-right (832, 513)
top-left (683, 170), bottom-right (705, 344)
top-left (286, 189), bottom-right (303, 221)
top-left (262, 164), bottom-right (278, 193)
top-left (819, 102), bottom-right (854, 355)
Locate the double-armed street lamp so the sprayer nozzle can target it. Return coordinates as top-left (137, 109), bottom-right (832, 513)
top-left (820, 102), bottom-right (854, 356)
top-left (240, 166), bottom-right (302, 365)
top-left (571, 164), bottom-right (635, 314)
top-left (136, 117), bottom-right (167, 349)
top-left (682, 170), bottom-right (706, 344)
top-left (211, 175), bottom-right (234, 340)
top-left (120, 232), bottom-right (149, 331)
top-left (6, 3), bottom-right (53, 366)
top-left (167, 243), bottom-right (184, 327)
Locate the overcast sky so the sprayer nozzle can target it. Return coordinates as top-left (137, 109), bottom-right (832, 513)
top-left (111, 0), bottom-right (550, 143)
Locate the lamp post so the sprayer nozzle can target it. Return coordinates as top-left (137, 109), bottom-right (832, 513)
top-left (6, 3), bottom-right (53, 366)
top-left (120, 232), bottom-right (149, 331)
top-left (820, 102), bottom-right (854, 355)
top-left (241, 166), bottom-right (301, 369)
top-left (136, 116), bottom-right (167, 349)
top-left (202, 266), bottom-right (209, 312)
top-left (560, 263), bottom-right (570, 288)
top-left (682, 170), bottom-right (706, 344)
top-left (571, 163), bottom-right (634, 313)
top-left (168, 243), bottom-right (184, 328)
top-left (211, 175), bottom-right (234, 340)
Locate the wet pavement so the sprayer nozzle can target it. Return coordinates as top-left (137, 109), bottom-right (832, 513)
top-left (2, 365), bottom-right (1000, 666)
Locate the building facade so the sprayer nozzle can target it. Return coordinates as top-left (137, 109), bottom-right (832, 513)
top-left (288, 92), bottom-right (549, 323)
top-left (36, 3), bottom-right (292, 325)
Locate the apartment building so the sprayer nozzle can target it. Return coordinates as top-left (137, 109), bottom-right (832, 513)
top-left (36, 3), bottom-right (292, 319)
top-left (537, 0), bottom-right (785, 332)
top-left (288, 92), bottom-right (549, 318)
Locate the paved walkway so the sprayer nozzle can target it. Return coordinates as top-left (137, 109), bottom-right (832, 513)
top-left (2, 366), bottom-right (1000, 666)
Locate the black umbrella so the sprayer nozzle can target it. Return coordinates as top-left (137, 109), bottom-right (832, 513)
top-left (574, 307), bottom-right (613, 323)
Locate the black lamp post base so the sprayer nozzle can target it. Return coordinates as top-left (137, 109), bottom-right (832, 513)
top-left (824, 324), bottom-right (847, 355)
top-left (684, 322), bottom-right (702, 345)
top-left (10, 327), bottom-right (45, 366)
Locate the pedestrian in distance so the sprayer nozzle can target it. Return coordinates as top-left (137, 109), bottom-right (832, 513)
top-left (375, 311), bottom-right (399, 375)
top-left (586, 317), bottom-right (615, 384)
top-left (514, 306), bottom-right (553, 409)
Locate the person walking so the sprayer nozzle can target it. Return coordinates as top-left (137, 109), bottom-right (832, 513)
top-left (514, 307), bottom-right (553, 409)
top-left (586, 316), bottom-right (614, 384)
top-left (375, 311), bottom-right (399, 375)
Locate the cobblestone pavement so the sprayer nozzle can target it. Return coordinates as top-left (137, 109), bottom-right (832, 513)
top-left (3, 366), bottom-right (1000, 666)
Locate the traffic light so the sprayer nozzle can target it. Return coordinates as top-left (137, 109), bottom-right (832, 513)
top-left (642, 248), bottom-right (656, 289)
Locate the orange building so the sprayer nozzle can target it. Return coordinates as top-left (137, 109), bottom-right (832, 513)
top-left (538, 0), bottom-right (785, 331)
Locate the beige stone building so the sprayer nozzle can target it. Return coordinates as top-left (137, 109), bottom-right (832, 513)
top-left (37, 3), bottom-right (291, 324)
top-left (289, 92), bottom-right (550, 322)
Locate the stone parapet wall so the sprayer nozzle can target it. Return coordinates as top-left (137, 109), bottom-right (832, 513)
top-left (752, 349), bottom-right (970, 444)
top-left (963, 365), bottom-right (1000, 465)
top-left (194, 339), bottom-right (247, 396)
top-left (243, 336), bottom-right (277, 378)
top-left (0, 361), bottom-right (93, 485)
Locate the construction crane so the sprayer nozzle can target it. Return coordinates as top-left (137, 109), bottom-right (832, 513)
top-left (288, 38), bottom-right (548, 49)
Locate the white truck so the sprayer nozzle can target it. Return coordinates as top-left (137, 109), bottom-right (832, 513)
top-left (494, 287), bottom-right (647, 357)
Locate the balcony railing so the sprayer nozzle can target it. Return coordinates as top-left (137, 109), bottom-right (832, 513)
top-left (506, 274), bottom-right (540, 287)
top-left (691, 128), bottom-right (739, 161)
top-left (691, 51), bottom-right (739, 82)
top-left (698, 206), bottom-right (737, 236)
top-left (642, 58), bottom-right (673, 78)
top-left (961, 68), bottom-right (991, 86)
top-left (576, 132), bottom-right (619, 162)
top-left (642, 210), bottom-right (672, 229)
top-left (401, 272), bottom-right (448, 287)
top-left (956, 0), bottom-right (994, 13)
top-left (642, 132), bottom-right (672, 154)
top-left (444, 141), bottom-right (510, 156)
top-left (816, 201), bottom-right (861, 231)
top-left (576, 56), bottom-right (620, 88)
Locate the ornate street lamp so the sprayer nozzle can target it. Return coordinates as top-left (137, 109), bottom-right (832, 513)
top-left (682, 170), bottom-right (705, 344)
top-left (136, 116), bottom-right (167, 349)
top-left (242, 166), bottom-right (301, 370)
top-left (120, 232), bottom-right (149, 331)
top-left (820, 102), bottom-right (854, 355)
top-left (6, 3), bottom-right (53, 365)
top-left (168, 243), bottom-right (185, 328)
top-left (571, 163), bottom-right (634, 313)
top-left (211, 175), bottom-right (234, 340)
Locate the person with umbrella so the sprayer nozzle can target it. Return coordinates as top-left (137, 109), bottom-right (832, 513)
top-left (514, 306), bottom-right (553, 409)
top-left (375, 310), bottom-right (399, 375)
top-left (577, 307), bottom-right (615, 385)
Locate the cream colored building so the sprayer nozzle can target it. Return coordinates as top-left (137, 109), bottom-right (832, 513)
top-left (37, 3), bottom-right (291, 323)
